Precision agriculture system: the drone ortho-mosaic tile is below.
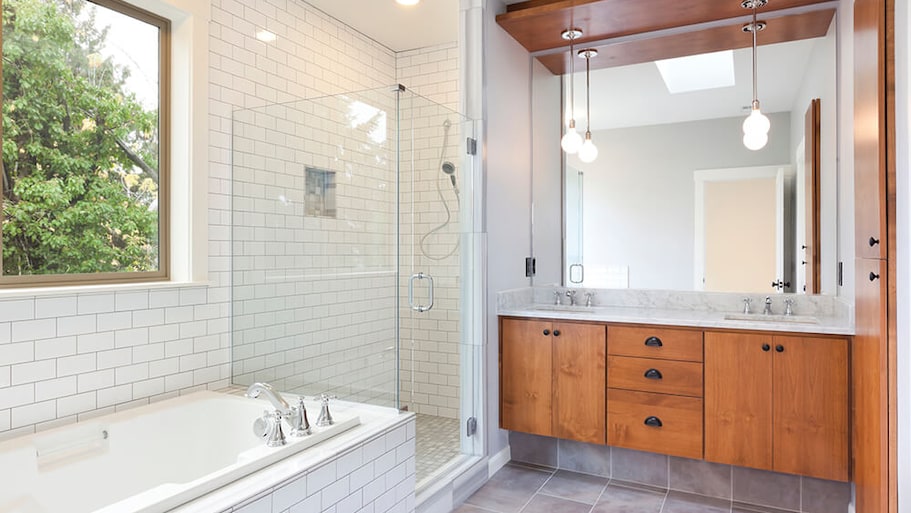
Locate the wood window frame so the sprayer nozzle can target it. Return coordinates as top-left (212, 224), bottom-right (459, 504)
top-left (0, 0), bottom-right (171, 288)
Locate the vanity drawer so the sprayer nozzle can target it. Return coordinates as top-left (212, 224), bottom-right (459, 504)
top-left (608, 326), bottom-right (703, 362)
top-left (608, 356), bottom-right (703, 397)
top-left (607, 389), bottom-right (703, 460)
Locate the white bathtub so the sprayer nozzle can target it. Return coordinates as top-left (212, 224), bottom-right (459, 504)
top-left (0, 391), bottom-right (362, 513)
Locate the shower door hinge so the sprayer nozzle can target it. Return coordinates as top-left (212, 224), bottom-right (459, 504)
top-left (466, 417), bottom-right (478, 437)
top-left (525, 257), bottom-right (536, 278)
top-left (466, 137), bottom-right (478, 155)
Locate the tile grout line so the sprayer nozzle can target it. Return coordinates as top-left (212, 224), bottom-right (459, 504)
top-left (515, 467), bottom-right (558, 513)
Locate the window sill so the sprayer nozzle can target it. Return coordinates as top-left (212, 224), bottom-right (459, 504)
top-left (0, 280), bottom-right (212, 300)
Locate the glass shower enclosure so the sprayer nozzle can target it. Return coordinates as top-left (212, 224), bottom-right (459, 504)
top-left (231, 85), bottom-right (480, 489)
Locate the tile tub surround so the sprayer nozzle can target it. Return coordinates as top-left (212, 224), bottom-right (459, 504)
top-left (177, 407), bottom-right (416, 513)
top-left (504, 433), bottom-right (852, 513)
top-left (496, 287), bottom-right (853, 335)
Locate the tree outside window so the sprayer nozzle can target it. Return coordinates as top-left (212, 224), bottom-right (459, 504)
top-left (1, 0), bottom-right (169, 286)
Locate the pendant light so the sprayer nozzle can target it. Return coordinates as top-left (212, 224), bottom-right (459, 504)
top-left (742, 0), bottom-right (770, 151)
top-left (577, 48), bottom-right (599, 163)
top-left (561, 29), bottom-right (583, 154)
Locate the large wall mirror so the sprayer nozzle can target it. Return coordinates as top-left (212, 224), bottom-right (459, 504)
top-left (529, 8), bottom-right (839, 296)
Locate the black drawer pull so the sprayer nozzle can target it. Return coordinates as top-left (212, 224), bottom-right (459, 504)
top-left (870, 272), bottom-right (880, 282)
top-left (644, 416), bottom-right (663, 428)
top-left (644, 336), bottom-right (663, 348)
top-left (644, 368), bottom-right (663, 380)
top-left (869, 237), bottom-right (880, 247)
top-left (543, 329), bottom-right (550, 336)
top-left (553, 330), bottom-right (561, 337)
top-left (775, 345), bottom-right (785, 353)
top-left (762, 344), bottom-right (771, 352)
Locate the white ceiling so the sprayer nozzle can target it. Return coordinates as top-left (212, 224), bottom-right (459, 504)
top-left (564, 37), bottom-right (827, 131)
top-left (304, 0), bottom-right (460, 52)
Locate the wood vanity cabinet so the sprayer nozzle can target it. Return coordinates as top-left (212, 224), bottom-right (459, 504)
top-left (499, 317), bottom-right (606, 443)
top-left (704, 332), bottom-right (849, 481)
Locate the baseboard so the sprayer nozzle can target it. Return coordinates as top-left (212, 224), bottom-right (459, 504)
top-left (488, 445), bottom-right (511, 476)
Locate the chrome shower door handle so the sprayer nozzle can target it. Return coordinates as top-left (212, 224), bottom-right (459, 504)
top-left (408, 272), bottom-right (434, 312)
top-left (569, 263), bottom-right (584, 284)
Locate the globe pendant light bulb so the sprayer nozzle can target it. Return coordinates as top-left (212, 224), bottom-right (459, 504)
top-left (578, 134), bottom-right (598, 163)
top-left (742, 108), bottom-right (771, 135)
top-left (743, 131), bottom-right (768, 151)
top-left (561, 127), bottom-right (583, 154)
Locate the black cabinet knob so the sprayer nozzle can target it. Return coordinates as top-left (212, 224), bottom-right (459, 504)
top-left (644, 369), bottom-right (663, 380)
top-left (762, 344), bottom-right (771, 352)
top-left (775, 345), bottom-right (785, 353)
top-left (869, 237), bottom-right (880, 247)
top-left (553, 330), bottom-right (561, 337)
top-left (644, 416), bottom-right (663, 428)
top-left (870, 272), bottom-right (880, 282)
top-left (644, 336), bottom-right (663, 347)
top-left (543, 329), bottom-right (551, 336)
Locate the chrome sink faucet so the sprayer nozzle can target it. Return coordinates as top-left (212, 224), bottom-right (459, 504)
top-left (246, 382), bottom-right (290, 415)
top-left (553, 290), bottom-right (562, 305)
top-left (742, 298), bottom-right (752, 314)
top-left (585, 292), bottom-right (594, 307)
top-left (565, 290), bottom-right (577, 306)
top-left (763, 296), bottom-right (773, 315)
top-left (784, 298), bottom-right (795, 316)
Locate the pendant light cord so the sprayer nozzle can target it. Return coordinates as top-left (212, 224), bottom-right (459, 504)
top-left (585, 51), bottom-right (592, 136)
top-left (569, 32), bottom-right (576, 125)
top-left (751, 5), bottom-right (758, 106)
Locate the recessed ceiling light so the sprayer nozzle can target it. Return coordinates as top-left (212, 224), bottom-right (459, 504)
top-left (255, 29), bottom-right (277, 43)
top-left (655, 50), bottom-right (736, 94)
top-left (396, 0), bottom-right (420, 5)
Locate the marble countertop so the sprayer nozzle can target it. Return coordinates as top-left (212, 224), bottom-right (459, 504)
top-left (498, 303), bottom-right (854, 335)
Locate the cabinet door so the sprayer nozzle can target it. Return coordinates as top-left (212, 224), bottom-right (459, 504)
top-left (500, 318), bottom-right (553, 436)
top-left (773, 336), bottom-right (849, 481)
top-left (553, 322), bottom-right (606, 443)
top-left (854, 0), bottom-right (888, 260)
top-left (704, 332), bottom-right (773, 469)
top-left (853, 259), bottom-right (890, 511)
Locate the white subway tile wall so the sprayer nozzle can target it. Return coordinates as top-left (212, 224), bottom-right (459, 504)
top-left (396, 42), bottom-right (463, 419)
top-left (0, 0), bottom-right (456, 439)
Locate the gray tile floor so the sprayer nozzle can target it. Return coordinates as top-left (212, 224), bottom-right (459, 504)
top-left (415, 413), bottom-right (461, 483)
top-left (458, 464), bottom-right (794, 513)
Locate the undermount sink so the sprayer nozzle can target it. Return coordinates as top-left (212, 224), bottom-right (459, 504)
top-left (723, 313), bottom-right (819, 324)
top-left (531, 304), bottom-right (598, 313)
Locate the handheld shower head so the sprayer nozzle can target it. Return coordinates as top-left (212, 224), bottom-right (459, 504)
top-left (441, 161), bottom-right (459, 197)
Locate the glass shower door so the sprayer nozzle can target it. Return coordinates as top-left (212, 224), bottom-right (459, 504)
top-left (396, 89), bottom-right (480, 487)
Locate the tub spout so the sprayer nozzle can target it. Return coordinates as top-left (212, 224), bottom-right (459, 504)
top-left (245, 382), bottom-right (291, 415)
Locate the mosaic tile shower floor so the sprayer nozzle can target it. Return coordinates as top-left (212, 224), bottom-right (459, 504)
top-left (415, 413), bottom-right (461, 483)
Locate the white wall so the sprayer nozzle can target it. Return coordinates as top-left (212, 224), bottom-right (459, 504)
top-left (789, 20), bottom-right (838, 295)
top-left (895, 0), bottom-right (910, 509)
top-left (568, 113), bottom-right (790, 291)
top-left (483, 0), bottom-right (533, 457)
top-left (837, 0), bottom-right (856, 300)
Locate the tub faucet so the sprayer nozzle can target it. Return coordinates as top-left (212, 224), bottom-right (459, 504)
top-left (763, 296), bottom-right (773, 315)
top-left (246, 382), bottom-right (291, 416)
top-left (316, 394), bottom-right (336, 427)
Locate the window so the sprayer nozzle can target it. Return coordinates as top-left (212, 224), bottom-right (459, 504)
top-left (0, 0), bottom-right (170, 287)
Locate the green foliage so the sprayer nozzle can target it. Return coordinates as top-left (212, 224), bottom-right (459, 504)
top-left (2, 0), bottom-right (160, 276)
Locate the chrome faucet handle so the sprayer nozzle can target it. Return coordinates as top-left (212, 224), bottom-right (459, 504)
top-left (289, 396), bottom-right (311, 437)
top-left (565, 290), bottom-right (577, 306)
top-left (742, 298), bottom-right (752, 314)
top-left (316, 394), bottom-right (336, 427)
top-left (254, 409), bottom-right (286, 447)
top-left (763, 296), bottom-right (773, 315)
top-left (553, 290), bottom-right (562, 305)
top-left (585, 292), bottom-right (594, 308)
top-left (784, 298), bottom-right (795, 316)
